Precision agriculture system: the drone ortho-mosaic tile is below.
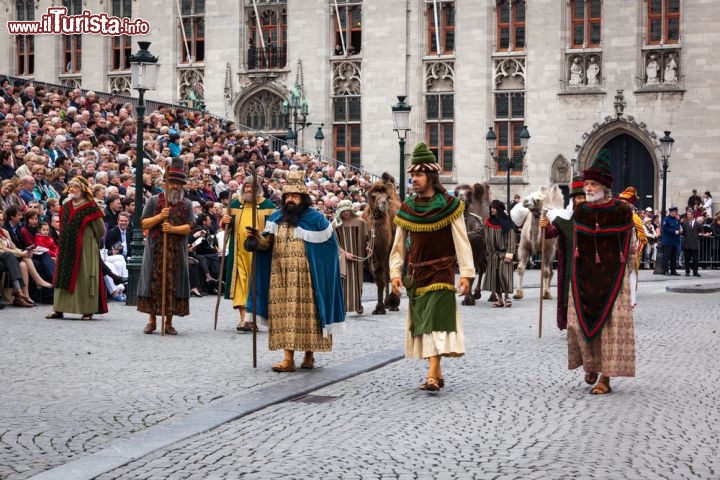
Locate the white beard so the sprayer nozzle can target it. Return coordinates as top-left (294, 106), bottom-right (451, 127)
top-left (585, 190), bottom-right (605, 203)
top-left (167, 188), bottom-right (184, 205)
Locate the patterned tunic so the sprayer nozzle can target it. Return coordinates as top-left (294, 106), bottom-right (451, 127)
top-left (334, 215), bottom-right (367, 312)
top-left (267, 223), bottom-right (332, 352)
top-left (482, 220), bottom-right (516, 295)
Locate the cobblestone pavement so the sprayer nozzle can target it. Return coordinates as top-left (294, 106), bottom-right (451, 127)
top-left (3, 270), bottom-right (719, 479)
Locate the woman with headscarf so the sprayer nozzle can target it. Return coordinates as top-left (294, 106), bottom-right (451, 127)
top-left (483, 199), bottom-right (517, 308)
top-left (46, 176), bottom-right (107, 320)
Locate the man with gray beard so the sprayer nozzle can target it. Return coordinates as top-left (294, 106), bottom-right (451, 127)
top-left (138, 158), bottom-right (195, 335)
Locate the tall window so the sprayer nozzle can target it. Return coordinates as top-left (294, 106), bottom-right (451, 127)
top-left (427, 1), bottom-right (455, 55)
top-left (333, 97), bottom-right (361, 168)
top-left (425, 94), bottom-right (454, 173)
top-left (180, 0), bottom-right (205, 63)
top-left (111, 0), bottom-right (132, 70)
top-left (494, 92), bottom-right (525, 174)
top-left (16, 0), bottom-right (35, 76)
top-left (62, 0), bottom-right (82, 73)
top-left (570, 0), bottom-right (601, 48)
top-left (497, 0), bottom-right (525, 52)
top-left (333, 1), bottom-right (362, 55)
top-left (248, 8), bottom-right (287, 69)
top-left (648, 0), bottom-right (680, 45)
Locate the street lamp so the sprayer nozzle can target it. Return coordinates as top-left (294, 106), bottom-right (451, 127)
top-left (314, 124), bottom-right (325, 158)
top-left (391, 95), bottom-right (412, 201)
top-left (486, 125), bottom-right (530, 206)
top-left (126, 41), bottom-right (160, 306)
top-left (653, 130), bottom-right (674, 275)
top-left (282, 86), bottom-right (309, 148)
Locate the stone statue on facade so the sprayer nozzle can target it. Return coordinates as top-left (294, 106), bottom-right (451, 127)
top-left (569, 57), bottom-right (584, 86)
top-left (646, 54), bottom-right (660, 85)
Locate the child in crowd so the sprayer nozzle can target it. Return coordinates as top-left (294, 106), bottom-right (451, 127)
top-left (33, 222), bottom-right (58, 260)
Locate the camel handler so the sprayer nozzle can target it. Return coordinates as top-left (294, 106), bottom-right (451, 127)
top-left (138, 157), bottom-right (195, 335)
top-left (390, 143), bottom-right (474, 392)
top-left (332, 199), bottom-right (368, 315)
top-left (221, 176), bottom-right (276, 332)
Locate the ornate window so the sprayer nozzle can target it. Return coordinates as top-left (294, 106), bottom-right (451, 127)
top-left (426, 0), bottom-right (454, 56)
top-left (425, 61), bottom-right (454, 173)
top-left (62, 0), bottom-right (82, 74)
top-left (496, 0), bottom-right (525, 53)
top-left (570, 0), bottom-right (601, 49)
top-left (248, 7), bottom-right (287, 69)
top-left (111, 0), bottom-right (132, 71)
top-left (15, 0), bottom-right (35, 76)
top-left (332, 1), bottom-right (362, 56)
top-left (332, 97), bottom-right (361, 168)
top-left (648, 0), bottom-right (680, 45)
top-left (179, 0), bottom-right (205, 63)
top-left (493, 92), bottom-right (525, 174)
top-left (239, 91), bottom-right (285, 131)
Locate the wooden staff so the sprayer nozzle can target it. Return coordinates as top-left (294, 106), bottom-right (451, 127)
top-left (161, 231), bottom-right (168, 336)
top-left (249, 164), bottom-right (258, 369)
top-left (538, 209), bottom-right (547, 339)
top-left (214, 202), bottom-right (231, 330)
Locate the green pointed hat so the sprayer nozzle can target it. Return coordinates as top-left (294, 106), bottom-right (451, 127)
top-left (582, 149), bottom-right (614, 188)
top-left (407, 142), bottom-right (440, 173)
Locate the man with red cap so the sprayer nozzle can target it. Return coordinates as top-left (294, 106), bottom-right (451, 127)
top-left (543, 150), bottom-right (636, 395)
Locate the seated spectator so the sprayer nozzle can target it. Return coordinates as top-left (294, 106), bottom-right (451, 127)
top-left (34, 222), bottom-right (58, 259)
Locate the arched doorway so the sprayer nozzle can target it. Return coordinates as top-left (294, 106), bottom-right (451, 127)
top-left (600, 134), bottom-right (655, 211)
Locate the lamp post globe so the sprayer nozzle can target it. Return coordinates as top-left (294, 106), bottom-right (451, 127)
top-left (125, 41), bottom-right (160, 306)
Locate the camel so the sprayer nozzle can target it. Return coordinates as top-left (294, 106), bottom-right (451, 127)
top-left (455, 182), bottom-right (490, 305)
top-left (513, 185), bottom-right (564, 300)
top-left (361, 173), bottom-right (401, 314)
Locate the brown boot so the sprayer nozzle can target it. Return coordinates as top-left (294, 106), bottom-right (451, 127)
top-left (164, 316), bottom-right (177, 335)
top-left (143, 315), bottom-right (156, 334)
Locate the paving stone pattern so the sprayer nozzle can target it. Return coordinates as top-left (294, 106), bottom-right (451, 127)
top-left (92, 272), bottom-right (719, 480)
top-left (2, 271), bottom-right (718, 479)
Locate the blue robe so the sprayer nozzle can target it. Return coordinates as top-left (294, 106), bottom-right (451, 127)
top-left (248, 208), bottom-right (345, 336)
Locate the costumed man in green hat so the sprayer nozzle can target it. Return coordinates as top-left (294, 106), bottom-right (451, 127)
top-left (542, 150), bottom-right (636, 395)
top-left (220, 175), bottom-right (276, 332)
top-left (389, 143), bottom-right (474, 392)
top-left (46, 176), bottom-right (108, 320)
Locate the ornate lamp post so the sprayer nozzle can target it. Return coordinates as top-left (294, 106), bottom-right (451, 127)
top-left (654, 130), bottom-right (675, 275)
top-left (281, 86), bottom-right (309, 149)
top-left (391, 96), bottom-right (412, 201)
top-left (487, 125), bottom-right (530, 206)
top-left (126, 41), bottom-right (160, 306)
top-left (314, 124), bottom-right (325, 158)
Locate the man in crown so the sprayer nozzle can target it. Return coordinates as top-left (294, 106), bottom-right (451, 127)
top-left (138, 157), bottom-right (195, 335)
top-left (246, 170), bottom-right (345, 372)
top-left (390, 143), bottom-right (474, 393)
top-left (542, 150), bottom-right (636, 395)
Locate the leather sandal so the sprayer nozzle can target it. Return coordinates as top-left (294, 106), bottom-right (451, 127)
top-left (271, 360), bottom-right (296, 372)
top-left (81, 314), bottom-right (93, 320)
top-left (300, 357), bottom-right (315, 369)
top-left (423, 377), bottom-right (441, 392)
top-left (143, 323), bottom-right (156, 334)
top-left (46, 311), bottom-right (64, 319)
top-left (419, 377), bottom-right (445, 390)
top-left (164, 325), bottom-right (178, 335)
top-left (590, 381), bottom-right (612, 395)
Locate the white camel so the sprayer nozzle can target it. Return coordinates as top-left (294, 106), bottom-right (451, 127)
top-left (513, 185), bottom-right (565, 300)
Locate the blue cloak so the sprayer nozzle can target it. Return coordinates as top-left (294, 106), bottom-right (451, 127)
top-left (247, 208), bottom-right (346, 336)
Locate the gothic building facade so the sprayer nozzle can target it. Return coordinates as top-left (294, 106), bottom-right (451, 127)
top-left (1, 0), bottom-right (718, 209)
